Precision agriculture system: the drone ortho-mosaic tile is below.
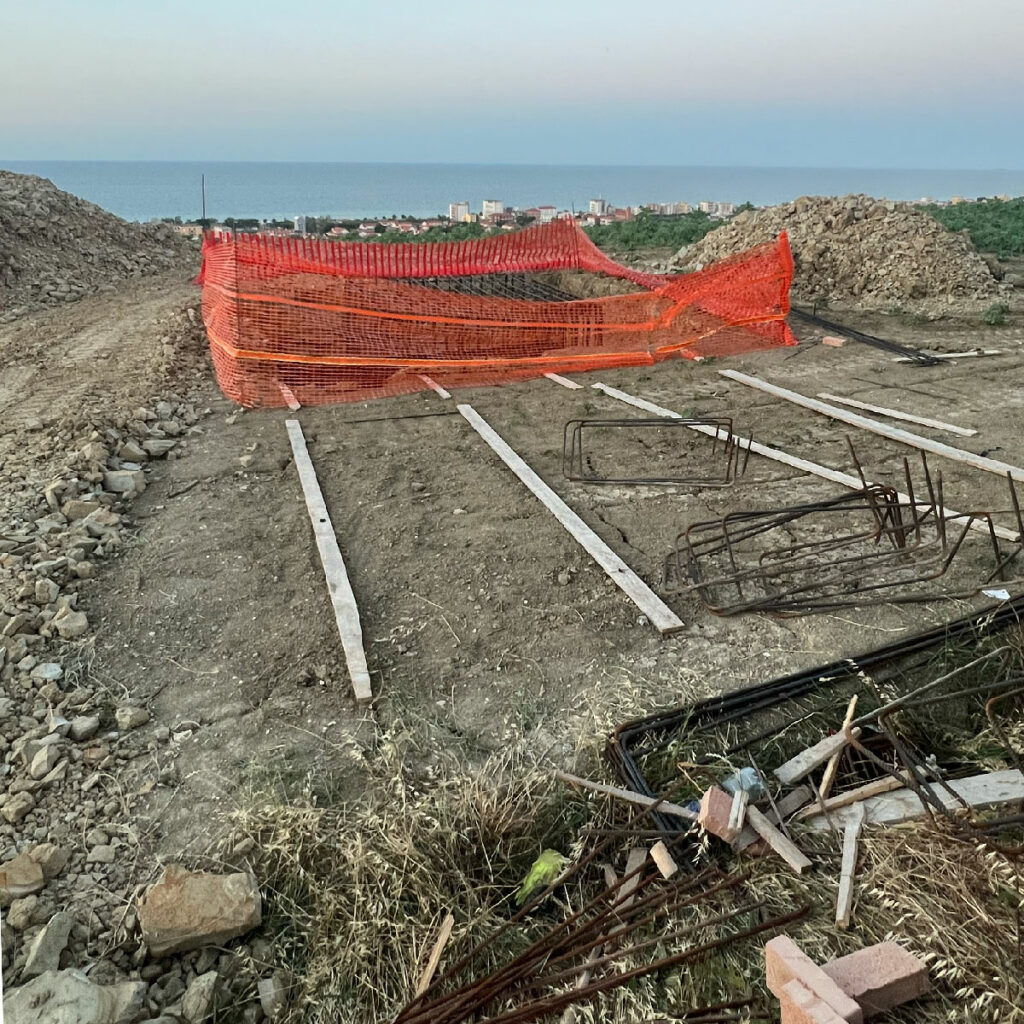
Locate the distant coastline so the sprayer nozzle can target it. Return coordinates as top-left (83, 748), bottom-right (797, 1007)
top-left (3, 160), bottom-right (1023, 223)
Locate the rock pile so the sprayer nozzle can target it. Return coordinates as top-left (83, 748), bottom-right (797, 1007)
top-left (673, 194), bottom-right (1001, 307)
top-left (0, 170), bottom-right (196, 322)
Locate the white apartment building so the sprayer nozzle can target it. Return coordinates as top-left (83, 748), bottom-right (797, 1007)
top-left (449, 201), bottom-right (471, 222)
top-left (537, 205), bottom-right (558, 223)
top-left (481, 199), bottom-right (504, 218)
top-left (588, 198), bottom-right (607, 215)
top-left (293, 215), bottom-right (307, 233)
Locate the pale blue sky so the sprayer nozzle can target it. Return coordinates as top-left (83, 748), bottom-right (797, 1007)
top-left (2, 0), bottom-right (1023, 166)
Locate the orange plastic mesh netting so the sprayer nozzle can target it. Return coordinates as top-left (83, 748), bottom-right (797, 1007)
top-left (198, 218), bottom-right (796, 407)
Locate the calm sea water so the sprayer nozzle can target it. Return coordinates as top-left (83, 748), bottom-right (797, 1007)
top-left (3, 161), bottom-right (1023, 223)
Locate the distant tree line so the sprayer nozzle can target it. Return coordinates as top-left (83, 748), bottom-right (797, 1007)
top-left (923, 197), bottom-right (1024, 259)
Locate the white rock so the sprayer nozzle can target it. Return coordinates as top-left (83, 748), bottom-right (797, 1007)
top-left (2, 969), bottom-right (147, 1024)
top-left (31, 661), bottom-right (64, 684)
top-left (182, 971), bottom-right (220, 1022)
top-left (23, 911), bottom-right (75, 977)
top-left (54, 611), bottom-right (89, 639)
top-left (257, 972), bottom-right (289, 1018)
top-left (69, 716), bottom-right (101, 742)
top-left (30, 744), bottom-right (62, 779)
top-left (115, 706), bottom-right (149, 731)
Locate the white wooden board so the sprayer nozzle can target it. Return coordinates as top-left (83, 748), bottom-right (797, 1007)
top-left (286, 420), bottom-right (373, 703)
top-left (459, 405), bottom-right (685, 635)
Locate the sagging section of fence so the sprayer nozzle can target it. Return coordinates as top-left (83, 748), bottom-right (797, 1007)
top-left (198, 218), bottom-right (796, 408)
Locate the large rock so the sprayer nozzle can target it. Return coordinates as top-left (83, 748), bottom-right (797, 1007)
top-left (0, 851), bottom-right (46, 906)
top-left (2, 969), bottom-right (147, 1024)
top-left (24, 911), bottom-right (75, 977)
top-left (138, 864), bottom-right (261, 956)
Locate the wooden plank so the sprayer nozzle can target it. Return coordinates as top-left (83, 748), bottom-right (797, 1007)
top-left (727, 790), bottom-right (749, 837)
top-left (734, 785), bottom-right (812, 852)
top-left (419, 375), bottom-right (451, 399)
top-left (793, 774), bottom-right (908, 822)
top-left (817, 393), bottom-right (977, 437)
top-left (285, 420), bottom-right (373, 703)
top-left (589, 382), bottom-right (1020, 543)
top-left (820, 697), bottom-right (858, 800)
top-left (746, 805), bottom-right (812, 875)
top-left (545, 372), bottom-right (583, 389)
top-left (774, 729), bottom-right (862, 786)
top-left (894, 349), bottom-right (1002, 363)
top-left (650, 840), bottom-right (679, 879)
top-left (807, 768), bottom-right (1024, 830)
top-left (278, 383), bottom-right (301, 411)
top-left (619, 848), bottom-right (648, 909)
top-left (414, 913), bottom-right (454, 997)
top-left (561, 866), bottom-right (618, 1023)
top-left (835, 805), bottom-right (864, 930)
top-left (553, 769), bottom-right (697, 820)
top-left (458, 404), bottom-right (684, 635)
top-left (720, 369), bottom-right (1024, 484)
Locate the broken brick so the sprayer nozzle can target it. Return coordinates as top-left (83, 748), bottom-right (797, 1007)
top-left (698, 787), bottom-right (737, 841)
top-left (765, 936), bottom-right (863, 1024)
top-left (779, 979), bottom-right (849, 1024)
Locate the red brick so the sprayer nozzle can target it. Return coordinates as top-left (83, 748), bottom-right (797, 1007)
top-left (779, 980), bottom-right (849, 1024)
top-left (823, 942), bottom-right (929, 1018)
top-left (698, 787), bottom-right (735, 841)
top-left (765, 936), bottom-right (863, 1024)
top-left (822, 335), bottom-right (846, 347)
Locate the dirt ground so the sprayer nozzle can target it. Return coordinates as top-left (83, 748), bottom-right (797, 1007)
top-left (3, 275), bottom-right (1022, 860)
top-left (2, 272), bottom-right (1024, 1022)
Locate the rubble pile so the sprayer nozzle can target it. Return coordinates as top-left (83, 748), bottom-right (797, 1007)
top-left (0, 170), bottom-right (195, 322)
top-left (674, 194), bottom-right (1001, 307)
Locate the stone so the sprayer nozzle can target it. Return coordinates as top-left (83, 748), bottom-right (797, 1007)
top-left (822, 942), bottom-right (929, 1018)
top-left (102, 469), bottom-right (146, 494)
top-left (70, 715), bottom-right (101, 741)
top-left (3, 790), bottom-right (36, 823)
top-left (142, 439), bottom-right (176, 457)
top-left (764, 936), bottom-right (862, 1024)
top-left (28, 843), bottom-right (71, 879)
top-left (0, 851), bottom-right (46, 906)
top-left (87, 845), bottom-right (116, 864)
top-left (54, 610), bottom-right (90, 639)
top-left (2, 969), bottom-right (147, 1024)
top-left (138, 864), bottom-right (262, 956)
top-left (182, 971), bottom-right (220, 1022)
top-left (257, 971), bottom-right (289, 1018)
top-left (30, 743), bottom-right (62, 779)
top-left (115, 706), bottom-right (149, 731)
top-left (117, 440), bottom-right (148, 462)
top-left (62, 499), bottom-right (101, 520)
top-left (8, 894), bottom-right (40, 930)
top-left (24, 911), bottom-right (75, 977)
top-left (31, 660), bottom-right (64, 684)
top-left (35, 578), bottom-right (60, 604)
top-left (821, 335), bottom-right (846, 347)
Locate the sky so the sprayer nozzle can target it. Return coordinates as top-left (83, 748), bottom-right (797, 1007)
top-left (2, 0), bottom-right (1023, 167)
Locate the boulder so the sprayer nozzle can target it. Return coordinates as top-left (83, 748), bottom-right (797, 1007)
top-left (0, 851), bottom-right (46, 905)
top-left (2, 969), bottom-right (147, 1024)
top-left (138, 864), bottom-right (261, 956)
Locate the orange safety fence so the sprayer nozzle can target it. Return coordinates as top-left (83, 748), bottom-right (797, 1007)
top-left (199, 218), bottom-right (796, 407)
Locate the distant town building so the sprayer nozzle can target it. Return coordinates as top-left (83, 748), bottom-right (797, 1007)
top-left (293, 215), bottom-right (307, 233)
top-left (698, 201), bottom-right (736, 218)
top-left (588, 198), bottom-right (607, 215)
top-left (659, 201), bottom-right (691, 215)
top-left (449, 201), bottom-right (471, 222)
top-left (537, 205), bottom-right (558, 223)
top-left (481, 199), bottom-right (504, 218)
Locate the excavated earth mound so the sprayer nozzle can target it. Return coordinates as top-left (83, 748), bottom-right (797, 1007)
top-left (673, 194), bottom-right (1000, 308)
top-left (0, 170), bottom-right (196, 322)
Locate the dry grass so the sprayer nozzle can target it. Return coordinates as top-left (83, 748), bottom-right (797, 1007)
top-left (230, 735), bottom-right (605, 1023)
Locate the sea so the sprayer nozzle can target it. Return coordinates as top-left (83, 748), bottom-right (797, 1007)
top-left (3, 161), bottom-right (1023, 223)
